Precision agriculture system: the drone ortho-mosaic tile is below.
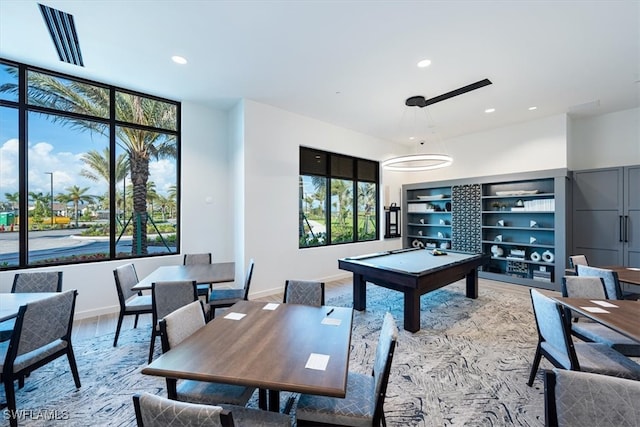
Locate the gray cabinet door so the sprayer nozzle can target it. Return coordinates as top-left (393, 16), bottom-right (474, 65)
top-left (572, 168), bottom-right (624, 265)
top-left (625, 166), bottom-right (640, 266)
top-left (572, 166), bottom-right (639, 267)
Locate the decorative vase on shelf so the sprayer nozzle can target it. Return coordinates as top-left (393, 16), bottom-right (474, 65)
top-left (542, 250), bottom-right (554, 263)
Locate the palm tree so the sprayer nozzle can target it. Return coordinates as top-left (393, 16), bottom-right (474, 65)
top-left (1, 70), bottom-right (176, 254)
top-left (4, 192), bottom-right (19, 212)
top-left (64, 185), bottom-right (94, 227)
top-left (146, 181), bottom-right (158, 218)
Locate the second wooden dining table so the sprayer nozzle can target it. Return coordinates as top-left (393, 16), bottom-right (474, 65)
top-left (132, 262), bottom-right (236, 291)
top-left (142, 299), bottom-right (354, 412)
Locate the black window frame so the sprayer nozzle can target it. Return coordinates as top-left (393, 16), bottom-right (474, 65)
top-left (0, 58), bottom-right (181, 270)
top-left (299, 146), bottom-right (379, 248)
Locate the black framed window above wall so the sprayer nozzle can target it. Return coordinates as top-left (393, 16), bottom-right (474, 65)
top-left (299, 146), bottom-right (379, 248)
top-left (0, 58), bottom-right (181, 270)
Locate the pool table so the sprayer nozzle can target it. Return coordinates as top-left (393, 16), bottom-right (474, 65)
top-left (339, 248), bottom-right (490, 332)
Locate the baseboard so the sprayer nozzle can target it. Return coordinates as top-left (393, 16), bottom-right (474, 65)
top-left (75, 304), bottom-right (119, 320)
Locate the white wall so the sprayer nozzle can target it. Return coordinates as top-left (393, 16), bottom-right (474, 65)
top-left (395, 114), bottom-right (569, 185)
top-left (241, 100), bottom-right (407, 297)
top-left (568, 107), bottom-right (640, 170)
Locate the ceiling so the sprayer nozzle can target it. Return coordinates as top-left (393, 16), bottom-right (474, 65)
top-left (1, 1), bottom-right (638, 145)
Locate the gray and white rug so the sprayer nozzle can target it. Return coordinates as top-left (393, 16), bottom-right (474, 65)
top-left (1, 280), bottom-right (547, 426)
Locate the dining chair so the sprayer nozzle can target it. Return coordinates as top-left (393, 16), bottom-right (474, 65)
top-left (1, 290), bottom-right (81, 427)
top-left (113, 263), bottom-right (153, 347)
top-left (296, 312), bottom-right (398, 427)
top-left (208, 259), bottom-right (254, 319)
top-left (0, 271), bottom-right (64, 342)
top-left (283, 280), bottom-right (325, 307)
top-left (184, 252), bottom-right (214, 300)
top-left (576, 264), bottom-right (638, 300)
top-left (159, 300), bottom-right (255, 407)
top-left (526, 289), bottom-right (640, 387)
top-left (567, 255), bottom-right (588, 271)
top-left (561, 276), bottom-right (640, 357)
top-left (149, 279), bottom-right (198, 363)
top-left (544, 368), bottom-right (640, 427)
top-left (132, 392), bottom-right (292, 427)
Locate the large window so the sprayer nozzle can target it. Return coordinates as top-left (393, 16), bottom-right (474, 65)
top-left (299, 147), bottom-right (378, 248)
top-left (0, 59), bottom-right (180, 269)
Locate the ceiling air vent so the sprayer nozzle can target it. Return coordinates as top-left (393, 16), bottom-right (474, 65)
top-left (38, 3), bottom-right (84, 66)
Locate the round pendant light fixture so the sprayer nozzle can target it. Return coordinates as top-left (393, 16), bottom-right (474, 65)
top-left (382, 153), bottom-right (453, 172)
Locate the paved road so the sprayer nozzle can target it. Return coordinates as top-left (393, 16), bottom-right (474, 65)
top-left (0, 230), bottom-right (173, 265)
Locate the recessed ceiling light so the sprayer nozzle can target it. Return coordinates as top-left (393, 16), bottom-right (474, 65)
top-left (528, 106), bottom-right (537, 111)
top-left (409, 136), bottom-right (416, 140)
top-left (171, 55), bottom-right (187, 65)
top-left (485, 108), bottom-right (495, 113)
top-left (417, 59), bottom-right (432, 68)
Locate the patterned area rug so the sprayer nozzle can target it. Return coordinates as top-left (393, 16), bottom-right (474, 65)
top-left (0, 280), bottom-right (546, 426)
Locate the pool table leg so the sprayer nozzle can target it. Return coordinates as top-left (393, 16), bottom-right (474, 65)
top-left (466, 268), bottom-right (479, 298)
top-left (404, 291), bottom-right (420, 333)
top-left (353, 273), bottom-right (366, 311)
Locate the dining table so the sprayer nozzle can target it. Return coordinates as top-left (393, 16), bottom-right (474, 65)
top-left (551, 296), bottom-right (640, 343)
top-left (132, 262), bottom-right (235, 291)
top-left (142, 299), bottom-right (354, 412)
top-left (601, 265), bottom-right (640, 287)
top-left (0, 292), bottom-right (60, 322)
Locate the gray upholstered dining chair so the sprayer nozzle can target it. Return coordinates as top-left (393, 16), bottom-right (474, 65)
top-left (561, 276), bottom-right (640, 357)
top-left (296, 312), bottom-right (398, 427)
top-left (576, 264), bottom-right (629, 299)
top-left (149, 279), bottom-right (199, 363)
top-left (159, 300), bottom-right (255, 407)
top-left (283, 280), bottom-right (325, 307)
top-left (0, 271), bottom-right (64, 342)
top-left (132, 392), bottom-right (291, 427)
top-left (11, 270), bottom-right (63, 292)
top-left (1, 290), bottom-right (81, 427)
top-left (184, 252), bottom-right (214, 299)
top-left (113, 263), bottom-right (153, 347)
top-left (527, 289), bottom-right (640, 387)
top-left (209, 259), bottom-right (254, 319)
top-left (544, 368), bottom-right (640, 427)
top-left (567, 255), bottom-right (588, 271)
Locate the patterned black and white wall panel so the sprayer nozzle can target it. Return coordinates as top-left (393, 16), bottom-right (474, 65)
top-left (451, 184), bottom-right (482, 252)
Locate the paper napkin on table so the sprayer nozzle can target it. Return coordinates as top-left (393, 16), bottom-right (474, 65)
top-left (305, 353), bottom-right (330, 371)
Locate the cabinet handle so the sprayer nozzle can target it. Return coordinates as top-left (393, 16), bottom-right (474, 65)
top-left (619, 216), bottom-right (624, 242)
top-left (625, 215), bottom-right (629, 243)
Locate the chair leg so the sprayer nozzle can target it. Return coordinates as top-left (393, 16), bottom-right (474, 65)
top-left (4, 378), bottom-right (17, 427)
top-left (148, 329), bottom-right (157, 363)
top-left (113, 312), bottom-right (125, 347)
top-left (527, 346), bottom-right (543, 386)
top-left (66, 346), bottom-right (82, 388)
top-left (133, 313), bottom-right (140, 329)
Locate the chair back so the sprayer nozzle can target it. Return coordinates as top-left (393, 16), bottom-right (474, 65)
top-left (561, 276), bottom-right (606, 299)
top-left (4, 290), bottom-right (77, 370)
top-left (132, 392), bottom-right (233, 427)
top-left (184, 253), bottom-right (212, 265)
top-left (568, 255), bottom-right (588, 269)
top-left (283, 280), bottom-right (325, 306)
top-left (576, 265), bottom-right (622, 299)
top-left (11, 271), bottom-right (63, 293)
top-left (242, 259), bottom-right (255, 300)
top-left (544, 368), bottom-right (640, 427)
top-left (152, 280), bottom-right (198, 323)
top-left (114, 264), bottom-right (140, 304)
top-left (372, 312), bottom-right (398, 424)
top-left (529, 289), bottom-right (577, 370)
top-left (159, 300), bottom-right (206, 352)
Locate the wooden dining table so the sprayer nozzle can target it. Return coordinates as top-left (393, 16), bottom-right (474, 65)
top-left (132, 262), bottom-right (235, 291)
top-left (601, 265), bottom-right (640, 286)
top-left (0, 292), bottom-right (59, 322)
top-left (142, 299), bottom-right (354, 412)
top-left (551, 296), bottom-right (640, 343)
